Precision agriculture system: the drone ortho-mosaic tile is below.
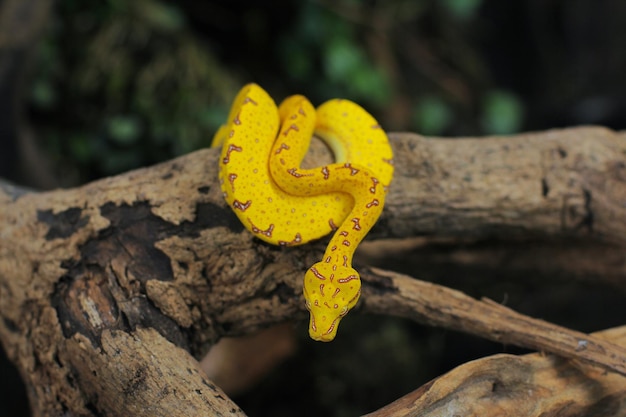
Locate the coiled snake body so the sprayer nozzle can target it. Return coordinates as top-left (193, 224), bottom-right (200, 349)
top-left (213, 84), bottom-right (393, 341)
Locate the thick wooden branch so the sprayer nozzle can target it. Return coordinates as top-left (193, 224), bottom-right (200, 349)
top-left (1, 126), bottom-right (625, 415)
top-left (63, 328), bottom-right (245, 416)
top-left (376, 127), bottom-right (626, 289)
top-left (383, 127), bottom-right (626, 243)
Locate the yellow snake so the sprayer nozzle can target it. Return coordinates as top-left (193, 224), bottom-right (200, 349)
top-left (212, 83), bottom-right (394, 341)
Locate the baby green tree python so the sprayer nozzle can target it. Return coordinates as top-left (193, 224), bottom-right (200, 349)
top-left (212, 84), bottom-right (394, 341)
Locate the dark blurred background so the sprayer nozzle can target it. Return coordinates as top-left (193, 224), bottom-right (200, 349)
top-left (1, 0), bottom-right (626, 416)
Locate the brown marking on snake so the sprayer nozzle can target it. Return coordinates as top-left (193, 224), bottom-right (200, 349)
top-left (370, 177), bottom-right (379, 194)
top-left (228, 173), bottom-right (237, 191)
top-left (338, 275), bottom-right (359, 283)
top-left (329, 219), bottom-right (338, 230)
top-left (332, 288), bottom-right (341, 298)
top-left (287, 168), bottom-right (312, 178)
top-left (233, 111), bottom-right (242, 125)
top-left (351, 217), bottom-right (361, 231)
top-left (310, 267), bottom-right (326, 280)
top-left (342, 255), bottom-right (348, 267)
top-left (275, 143), bottom-right (290, 154)
top-left (243, 97), bottom-right (257, 105)
top-left (366, 199), bottom-right (380, 209)
top-left (233, 199), bottom-right (251, 211)
top-left (325, 256), bottom-right (332, 263)
top-left (340, 231), bottom-right (348, 237)
top-left (282, 123), bottom-right (299, 136)
top-left (321, 166), bottom-right (330, 179)
top-left (223, 144), bottom-right (242, 164)
top-left (278, 232), bottom-right (302, 246)
top-left (382, 157), bottom-right (394, 166)
top-left (323, 321), bottom-right (336, 336)
top-left (319, 284), bottom-right (325, 296)
top-left (247, 218), bottom-right (274, 238)
top-left (342, 240), bottom-right (351, 247)
top-left (337, 162), bottom-right (359, 176)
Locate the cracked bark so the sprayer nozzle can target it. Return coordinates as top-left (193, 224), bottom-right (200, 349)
top-left (1, 127), bottom-right (626, 416)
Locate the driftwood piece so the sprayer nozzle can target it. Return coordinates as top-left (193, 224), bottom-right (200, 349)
top-left (1, 127), bottom-right (625, 415)
top-left (365, 326), bottom-right (626, 417)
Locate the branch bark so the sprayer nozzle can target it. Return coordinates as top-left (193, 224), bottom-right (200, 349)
top-left (1, 127), bottom-right (625, 415)
top-left (364, 326), bottom-right (626, 417)
top-left (384, 127), bottom-right (626, 243)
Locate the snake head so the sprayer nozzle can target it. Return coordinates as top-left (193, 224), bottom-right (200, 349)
top-left (303, 261), bottom-right (361, 342)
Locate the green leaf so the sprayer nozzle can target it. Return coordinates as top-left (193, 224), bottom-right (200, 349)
top-left (443, 0), bottom-right (483, 20)
top-left (349, 67), bottom-right (391, 106)
top-left (197, 106), bottom-right (228, 130)
top-left (481, 90), bottom-right (523, 134)
top-left (107, 115), bottom-right (142, 145)
top-left (324, 38), bottom-right (364, 82)
top-left (31, 79), bottom-right (57, 108)
top-left (413, 96), bottom-right (452, 135)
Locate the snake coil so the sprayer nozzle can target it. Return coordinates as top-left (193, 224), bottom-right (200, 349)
top-left (213, 83), bottom-right (393, 341)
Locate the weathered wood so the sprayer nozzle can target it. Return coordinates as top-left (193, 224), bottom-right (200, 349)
top-left (364, 326), bottom-right (626, 417)
top-left (384, 128), bottom-right (626, 243)
top-left (1, 127), bottom-right (625, 415)
top-left (360, 267), bottom-right (626, 376)
top-left (64, 328), bottom-right (244, 416)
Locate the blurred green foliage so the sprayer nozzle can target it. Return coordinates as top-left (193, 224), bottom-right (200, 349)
top-left (29, 0), bottom-right (626, 186)
top-left (481, 89), bottom-right (524, 134)
top-left (30, 0), bottom-right (237, 183)
top-left (30, 0), bottom-right (534, 185)
top-left (443, 0), bottom-right (483, 19)
top-left (413, 95), bottom-right (453, 135)
top-left (280, 1), bottom-right (391, 105)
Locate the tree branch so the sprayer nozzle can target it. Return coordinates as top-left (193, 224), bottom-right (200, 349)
top-left (364, 326), bottom-right (626, 417)
top-left (359, 267), bottom-right (626, 376)
top-left (383, 127), bottom-right (626, 243)
top-left (1, 126), bottom-right (625, 415)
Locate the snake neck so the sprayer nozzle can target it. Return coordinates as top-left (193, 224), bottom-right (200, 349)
top-left (324, 170), bottom-right (387, 259)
